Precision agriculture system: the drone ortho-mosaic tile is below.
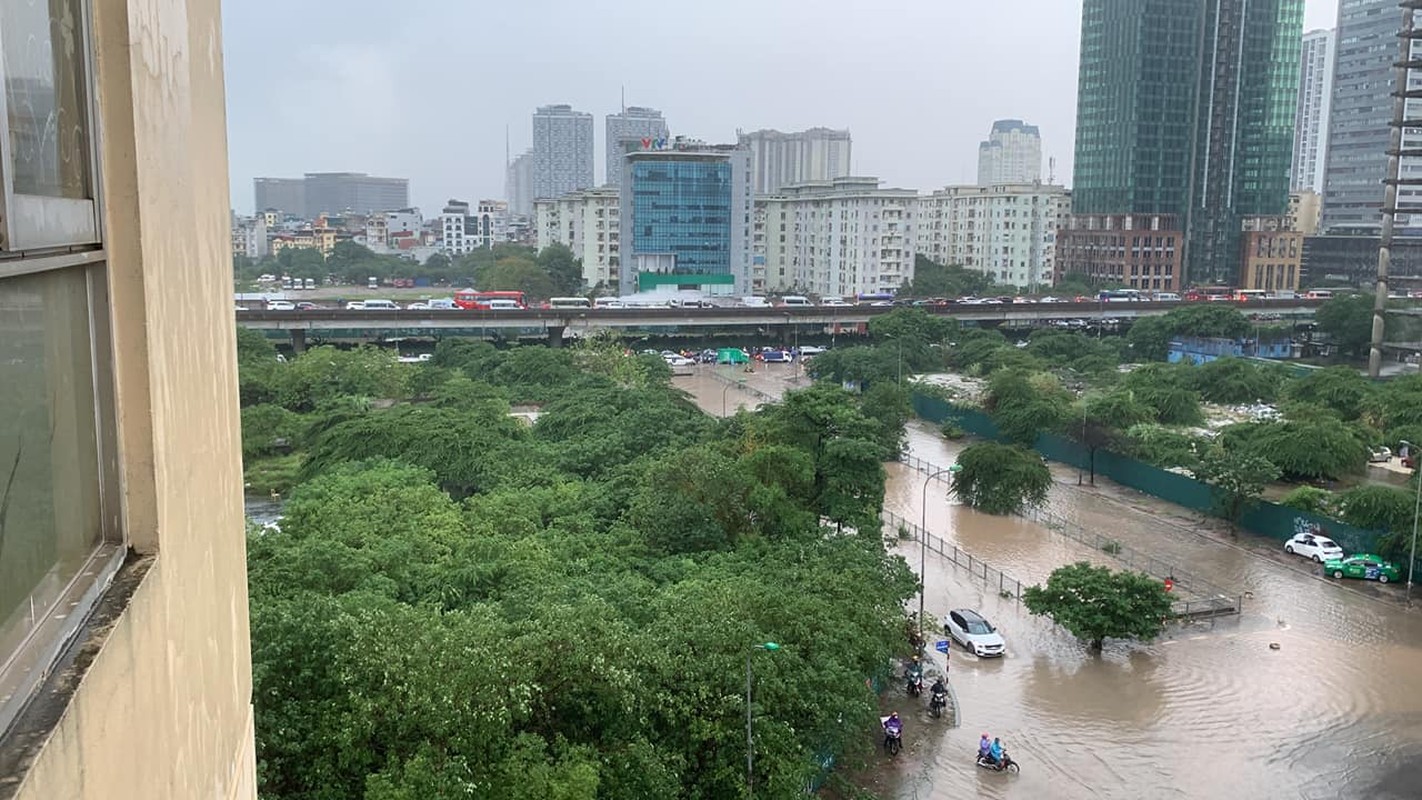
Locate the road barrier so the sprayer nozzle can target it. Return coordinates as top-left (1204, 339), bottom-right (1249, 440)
top-left (883, 509), bottom-right (1027, 601)
top-left (896, 455), bottom-right (1243, 619)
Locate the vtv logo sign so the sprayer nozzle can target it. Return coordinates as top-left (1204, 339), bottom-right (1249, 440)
top-left (640, 137), bottom-right (670, 151)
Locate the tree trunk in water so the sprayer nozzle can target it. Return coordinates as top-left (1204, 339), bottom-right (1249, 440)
top-left (1090, 638), bottom-right (1104, 651)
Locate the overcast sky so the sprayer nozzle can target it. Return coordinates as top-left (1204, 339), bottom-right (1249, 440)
top-left (222, 0), bottom-right (1341, 214)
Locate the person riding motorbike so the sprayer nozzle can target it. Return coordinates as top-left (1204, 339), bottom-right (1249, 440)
top-left (905, 655), bottom-right (924, 695)
top-left (978, 733), bottom-right (993, 763)
top-left (989, 737), bottom-right (1004, 767)
top-left (883, 712), bottom-right (903, 749)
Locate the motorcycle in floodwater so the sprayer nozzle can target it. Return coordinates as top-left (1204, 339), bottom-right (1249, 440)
top-left (881, 717), bottom-right (903, 756)
top-left (929, 689), bottom-right (947, 718)
top-left (975, 749), bottom-right (1019, 773)
top-left (906, 673), bottom-right (924, 697)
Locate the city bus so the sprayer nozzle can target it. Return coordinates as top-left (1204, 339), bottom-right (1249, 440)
top-left (1184, 286), bottom-right (1234, 302)
top-left (1098, 289), bottom-right (1143, 302)
top-left (547, 296), bottom-right (592, 309)
top-left (453, 289), bottom-right (528, 309)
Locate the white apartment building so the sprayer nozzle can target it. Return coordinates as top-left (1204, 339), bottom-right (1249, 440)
top-left (506, 149), bottom-right (534, 216)
top-left (755, 176), bottom-right (917, 298)
top-left (976, 120), bottom-right (1042, 185)
top-left (737, 127), bottom-right (852, 194)
top-left (917, 184), bottom-right (1071, 290)
top-left (534, 187), bottom-right (620, 290)
top-left (364, 208), bottom-right (422, 252)
top-left (1292, 29), bottom-right (1335, 194)
top-left (440, 200), bottom-right (508, 255)
top-left (532, 104), bottom-right (594, 200)
top-left (230, 214), bottom-right (268, 259)
top-left (605, 106), bottom-right (669, 187)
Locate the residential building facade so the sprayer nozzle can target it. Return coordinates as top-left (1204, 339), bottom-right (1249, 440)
top-left (1321, 0), bottom-right (1422, 233)
top-left (534, 187), bottom-right (621, 291)
top-left (618, 138), bottom-right (753, 294)
top-left (918, 183), bottom-right (1070, 290)
top-left (1069, 0), bottom-right (1301, 286)
top-left (1292, 29), bottom-right (1336, 193)
top-left (302, 172), bottom-right (409, 217)
top-left (755, 177), bottom-right (918, 298)
top-left (1056, 213), bottom-right (1183, 291)
top-left (1239, 216), bottom-right (1303, 292)
top-left (253, 176), bottom-right (304, 218)
top-left (976, 120), bottom-right (1043, 185)
top-left (605, 106), bottom-right (669, 188)
top-left (532, 104), bottom-right (595, 200)
top-left (505, 149), bottom-right (534, 216)
top-left (440, 200), bottom-right (505, 255)
top-left (0, 0), bottom-right (256, 798)
top-left (231, 214), bottom-right (268, 259)
top-left (736, 127), bottom-right (852, 194)
top-left (1288, 190), bottom-right (1322, 235)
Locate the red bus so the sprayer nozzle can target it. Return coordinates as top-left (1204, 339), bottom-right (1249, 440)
top-left (453, 289), bottom-right (528, 309)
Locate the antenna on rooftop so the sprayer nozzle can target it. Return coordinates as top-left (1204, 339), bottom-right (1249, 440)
top-left (621, 85), bottom-right (626, 114)
top-left (1048, 156), bottom-right (1056, 185)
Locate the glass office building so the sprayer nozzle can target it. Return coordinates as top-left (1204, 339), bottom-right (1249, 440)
top-left (619, 144), bottom-right (752, 294)
top-left (1070, 0), bottom-right (1303, 286)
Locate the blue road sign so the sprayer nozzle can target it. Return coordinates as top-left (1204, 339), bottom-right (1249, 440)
top-left (934, 639), bottom-right (950, 654)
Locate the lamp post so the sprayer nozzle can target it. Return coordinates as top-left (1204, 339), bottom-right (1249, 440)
top-left (919, 463), bottom-right (963, 646)
top-left (746, 641), bottom-right (781, 797)
top-left (1400, 440), bottom-right (1422, 604)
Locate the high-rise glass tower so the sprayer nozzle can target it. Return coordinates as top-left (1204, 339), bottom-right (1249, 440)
top-left (1292, 29), bottom-right (1336, 194)
top-left (1070, 0), bottom-right (1303, 285)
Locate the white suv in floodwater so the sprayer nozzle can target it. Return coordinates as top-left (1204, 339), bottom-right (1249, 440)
top-left (945, 609), bottom-right (1005, 658)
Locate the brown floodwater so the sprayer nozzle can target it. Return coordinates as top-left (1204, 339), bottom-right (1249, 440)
top-left (876, 422), bottom-right (1422, 800)
top-left (672, 374), bottom-right (1422, 799)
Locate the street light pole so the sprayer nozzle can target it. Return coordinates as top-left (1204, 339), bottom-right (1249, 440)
top-left (1401, 441), bottom-right (1422, 604)
top-left (919, 463), bottom-right (962, 647)
top-left (746, 641), bottom-right (781, 798)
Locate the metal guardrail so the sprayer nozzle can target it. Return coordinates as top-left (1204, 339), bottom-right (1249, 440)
top-left (705, 367), bottom-right (782, 403)
top-left (897, 455), bottom-right (1243, 619)
top-left (883, 510), bottom-right (1027, 601)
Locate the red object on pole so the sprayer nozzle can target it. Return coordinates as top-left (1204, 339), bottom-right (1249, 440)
top-left (1164, 578), bottom-right (1175, 593)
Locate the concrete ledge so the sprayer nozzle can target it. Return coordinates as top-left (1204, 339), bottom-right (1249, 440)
top-left (0, 551), bottom-right (154, 800)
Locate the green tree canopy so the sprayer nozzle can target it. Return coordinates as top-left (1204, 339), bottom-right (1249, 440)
top-left (1314, 293), bottom-right (1374, 357)
top-left (1193, 445), bottom-right (1279, 530)
top-left (1023, 562), bottom-right (1174, 650)
top-left (1282, 366), bottom-right (1374, 421)
top-left (983, 369), bottom-right (1072, 445)
top-left (537, 243), bottom-right (584, 295)
top-left (1120, 364), bottom-right (1204, 425)
top-left (1189, 357), bottom-right (1285, 404)
top-left (952, 442), bottom-right (1052, 515)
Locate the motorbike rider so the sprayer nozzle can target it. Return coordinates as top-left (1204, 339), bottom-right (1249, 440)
top-left (930, 676), bottom-right (946, 697)
top-left (883, 712), bottom-right (903, 748)
top-left (989, 737), bottom-right (1005, 766)
top-left (906, 655), bottom-right (924, 689)
top-left (978, 733), bottom-right (992, 763)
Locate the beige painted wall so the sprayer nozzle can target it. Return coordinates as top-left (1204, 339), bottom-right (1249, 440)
top-left (12, 0), bottom-right (256, 797)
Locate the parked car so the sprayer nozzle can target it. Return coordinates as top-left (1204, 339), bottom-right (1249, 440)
top-left (945, 609), bottom-right (1005, 657)
top-left (1284, 532), bottom-right (1344, 563)
top-left (1323, 554), bottom-right (1401, 583)
top-left (266, 300), bottom-right (295, 311)
top-left (1368, 446), bottom-right (1392, 463)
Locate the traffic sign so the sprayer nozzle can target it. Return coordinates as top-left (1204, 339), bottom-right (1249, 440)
top-left (934, 639), bottom-right (950, 654)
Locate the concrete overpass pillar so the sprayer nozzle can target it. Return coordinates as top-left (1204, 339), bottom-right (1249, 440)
top-left (290, 329), bottom-right (307, 354)
top-left (546, 325), bottom-right (566, 348)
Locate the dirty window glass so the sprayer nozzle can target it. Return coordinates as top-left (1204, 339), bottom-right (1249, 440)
top-left (1, 0), bottom-right (92, 199)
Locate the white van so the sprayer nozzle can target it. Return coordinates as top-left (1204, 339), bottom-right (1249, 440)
top-left (1154, 292), bottom-right (1181, 301)
top-left (361, 299), bottom-right (400, 310)
top-left (779, 295), bottom-right (813, 307)
top-left (737, 296), bottom-right (771, 308)
top-left (593, 297), bottom-right (624, 309)
top-left (485, 299), bottom-right (521, 310)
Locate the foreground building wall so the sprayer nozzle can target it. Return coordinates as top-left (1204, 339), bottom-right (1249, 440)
top-left (2, 0), bottom-right (255, 798)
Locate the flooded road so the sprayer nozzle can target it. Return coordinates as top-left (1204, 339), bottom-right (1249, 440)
top-left (670, 370), bottom-right (1422, 798)
top-left (874, 421), bottom-right (1422, 799)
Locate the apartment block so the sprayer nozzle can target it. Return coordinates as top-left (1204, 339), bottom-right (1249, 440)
top-left (532, 104), bottom-right (595, 200)
top-left (756, 177), bottom-right (917, 298)
top-left (977, 120), bottom-right (1043, 185)
top-left (1239, 216), bottom-right (1302, 292)
top-left (917, 184), bottom-right (1070, 289)
top-left (737, 127), bottom-right (852, 194)
top-left (534, 187), bottom-right (621, 291)
top-left (605, 107), bottom-right (669, 188)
